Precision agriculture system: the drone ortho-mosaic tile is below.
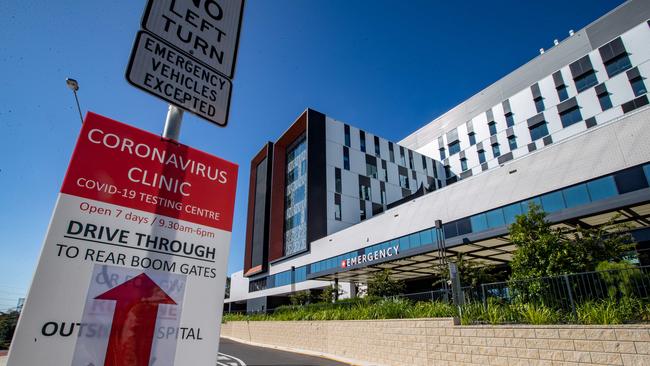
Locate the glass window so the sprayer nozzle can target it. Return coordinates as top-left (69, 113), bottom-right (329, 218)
top-left (575, 71), bottom-right (598, 92)
top-left (284, 138), bottom-right (308, 256)
top-left (419, 229), bottom-right (434, 246)
top-left (335, 168), bottom-right (342, 193)
top-left (443, 222), bottom-right (458, 239)
top-left (409, 233), bottom-right (421, 248)
top-left (471, 214), bottom-right (488, 233)
top-left (343, 147), bottom-right (350, 170)
top-left (399, 236), bottom-right (410, 251)
top-left (344, 125), bottom-right (351, 147)
top-left (508, 136), bottom-right (517, 151)
top-left (503, 203), bottom-right (523, 225)
top-left (460, 158), bottom-right (468, 171)
top-left (587, 176), bottom-right (618, 201)
top-left (492, 143), bottom-right (501, 158)
top-left (439, 148), bottom-right (446, 160)
top-left (488, 122), bottom-right (497, 136)
top-left (631, 77), bottom-right (647, 97)
top-left (598, 91), bottom-right (613, 111)
top-left (448, 141), bottom-right (461, 155)
top-left (541, 191), bottom-right (566, 213)
top-left (334, 195), bottom-right (341, 221)
top-left (644, 165), bottom-right (650, 184)
top-left (399, 171), bottom-right (409, 189)
top-left (505, 113), bottom-right (515, 127)
top-left (360, 131), bottom-right (366, 152)
top-left (486, 209), bottom-right (505, 228)
top-left (521, 198), bottom-right (542, 213)
top-left (534, 98), bottom-right (545, 113)
top-left (557, 85), bottom-right (569, 101)
top-left (366, 162), bottom-right (378, 179)
top-left (559, 106), bottom-right (583, 128)
top-left (457, 218), bottom-right (472, 235)
top-left (478, 150), bottom-right (486, 164)
top-left (468, 133), bottom-right (476, 146)
top-left (359, 182), bottom-right (371, 200)
top-left (563, 184), bottom-right (591, 208)
top-left (359, 200), bottom-right (366, 221)
top-left (614, 167), bottom-right (649, 194)
top-left (529, 122), bottom-right (549, 141)
top-left (374, 136), bottom-right (380, 156)
top-left (605, 54), bottom-right (632, 78)
top-left (389, 143), bottom-right (395, 163)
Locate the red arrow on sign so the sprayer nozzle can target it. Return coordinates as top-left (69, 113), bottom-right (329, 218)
top-left (95, 273), bottom-right (176, 366)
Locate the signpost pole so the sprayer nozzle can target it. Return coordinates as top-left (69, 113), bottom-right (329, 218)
top-left (162, 104), bottom-right (183, 141)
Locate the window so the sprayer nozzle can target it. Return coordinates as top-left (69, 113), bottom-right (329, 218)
top-left (491, 143), bottom-right (501, 158)
top-left (421, 155), bottom-right (427, 172)
top-left (380, 184), bottom-right (387, 205)
top-left (460, 158), bottom-right (468, 171)
top-left (335, 167), bottom-right (342, 193)
top-left (344, 124), bottom-right (350, 147)
top-left (630, 76), bottom-right (647, 97)
top-left (505, 113), bottom-right (515, 127)
top-left (597, 87), bottom-right (613, 111)
top-left (439, 147), bottom-right (446, 160)
top-left (334, 194), bottom-right (341, 221)
top-left (559, 106), bottom-right (583, 128)
top-left (529, 122), bottom-right (549, 141)
top-left (399, 146), bottom-right (406, 166)
top-left (444, 165), bottom-right (452, 179)
top-left (468, 132), bottom-right (476, 146)
top-left (563, 184), bottom-right (590, 208)
top-left (478, 150), bottom-right (486, 164)
top-left (388, 142), bottom-right (395, 163)
top-left (359, 182), bottom-right (371, 201)
top-left (398, 167), bottom-right (409, 189)
top-left (343, 146), bottom-right (350, 170)
top-left (488, 121), bottom-right (497, 136)
top-left (605, 54), bottom-right (632, 78)
top-left (408, 151), bottom-right (414, 169)
top-left (574, 71), bottom-right (598, 92)
top-left (366, 160), bottom-right (378, 179)
top-left (556, 85), bottom-right (569, 101)
top-left (448, 141), bottom-right (460, 155)
top-left (534, 97), bottom-right (545, 113)
top-left (284, 137), bottom-right (307, 256)
top-left (380, 160), bottom-right (387, 181)
top-left (359, 131), bottom-right (366, 152)
top-left (374, 136), bottom-right (380, 156)
top-left (359, 200), bottom-right (366, 221)
top-left (508, 136), bottom-right (517, 150)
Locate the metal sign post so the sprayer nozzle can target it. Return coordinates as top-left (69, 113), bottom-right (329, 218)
top-left (163, 104), bottom-right (184, 141)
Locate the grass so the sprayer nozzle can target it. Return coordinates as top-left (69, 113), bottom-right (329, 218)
top-left (223, 296), bottom-right (650, 325)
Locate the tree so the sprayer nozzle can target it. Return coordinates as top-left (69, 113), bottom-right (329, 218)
top-left (0, 310), bottom-right (20, 350)
top-left (224, 276), bottom-right (231, 299)
top-left (319, 284), bottom-right (344, 303)
top-left (367, 269), bottom-right (404, 298)
top-left (289, 290), bottom-right (311, 306)
top-left (509, 203), bottom-right (635, 302)
top-left (432, 254), bottom-right (506, 289)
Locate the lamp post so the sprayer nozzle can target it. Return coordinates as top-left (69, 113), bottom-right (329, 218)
top-left (66, 78), bottom-right (83, 124)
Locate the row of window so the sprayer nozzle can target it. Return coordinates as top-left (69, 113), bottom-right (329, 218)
top-left (438, 35), bottom-right (647, 173)
top-left (249, 163), bottom-right (650, 292)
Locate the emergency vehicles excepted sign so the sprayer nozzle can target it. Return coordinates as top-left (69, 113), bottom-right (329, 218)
top-left (142, 0), bottom-right (244, 79)
top-left (126, 31), bottom-right (232, 126)
top-left (7, 112), bottom-right (238, 366)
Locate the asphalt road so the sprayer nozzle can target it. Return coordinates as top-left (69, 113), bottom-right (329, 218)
top-left (218, 338), bottom-right (351, 366)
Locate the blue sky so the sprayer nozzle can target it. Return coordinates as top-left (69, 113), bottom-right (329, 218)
top-left (0, 0), bottom-right (623, 310)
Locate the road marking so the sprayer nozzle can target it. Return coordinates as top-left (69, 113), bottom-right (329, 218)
top-left (217, 352), bottom-right (247, 366)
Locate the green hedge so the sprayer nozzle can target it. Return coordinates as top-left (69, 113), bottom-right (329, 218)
top-left (223, 297), bottom-right (650, 325)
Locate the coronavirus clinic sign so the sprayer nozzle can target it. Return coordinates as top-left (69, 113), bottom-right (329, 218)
top-left (7, 112), bottom-right (238, 366)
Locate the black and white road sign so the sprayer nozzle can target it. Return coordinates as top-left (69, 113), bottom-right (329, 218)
top-left (142, 0), bottom-right (244, 78)
top-left (126, 31), bottom-right (232, 126)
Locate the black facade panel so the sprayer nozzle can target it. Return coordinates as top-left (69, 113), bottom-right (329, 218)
top-left (627, 67), bottom-right (641, 81)
top-left (502, 100), bottom-right (512, 115)
top-left (527, 113), bottom-right (546, 128)
top-left (622, 95), bottom-right (649, 113)
top-left (557, 97), bottom-right (579, 114)
top-left (460, 170), bottom-right (473, 180)
top-left (543, 135), bottom-right (553, 146)
top-left (531, 83), bottom-right (542, 99)
top-left (585, 117), bottom-right (597, 128)
top-left (497, 152), bottom-right (513, 165)
top-left (595, 83), bottom-right (608, 96)
top-left (599, 37), bottom-right (626, 63)
top-left (552, 71), bottom-right (565, 87)
top-left (486, 109), bottom-right (495, 122)
top-left (528, 143), bottom-right (537, 152)
top-left (251, 155), bottom-right (271, 269)
top-left (306, 109), bottom-right (328, 245)
top-left (569, 56), bottom-right (594, 78)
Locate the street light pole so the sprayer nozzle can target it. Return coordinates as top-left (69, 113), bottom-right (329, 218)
top-left (66, 78), bottom-right (84, 124)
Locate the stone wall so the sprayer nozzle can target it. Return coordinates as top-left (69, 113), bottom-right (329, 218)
top-left (221, 318), bottom-right (650, 366)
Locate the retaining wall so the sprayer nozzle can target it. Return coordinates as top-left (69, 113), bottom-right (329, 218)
top-left (221, 318), bottom-right (650, 366)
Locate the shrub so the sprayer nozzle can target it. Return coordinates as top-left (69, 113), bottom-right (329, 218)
top-left (516, 303), bottom-right (562, 325)
top-left (367, 269), bottom-right (405, 298)
top-left (576, 297), bottom-right (642, 325)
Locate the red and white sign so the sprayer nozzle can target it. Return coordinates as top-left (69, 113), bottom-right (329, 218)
top-left (8, 112), bottom-right (238, 366)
